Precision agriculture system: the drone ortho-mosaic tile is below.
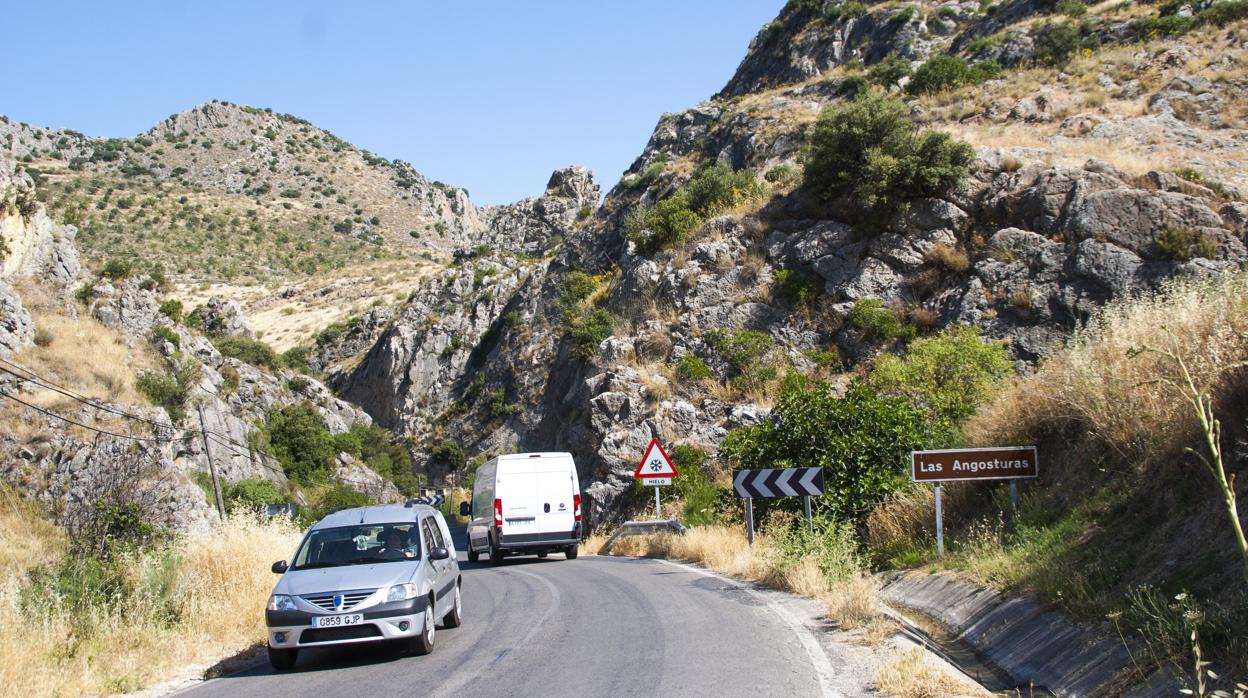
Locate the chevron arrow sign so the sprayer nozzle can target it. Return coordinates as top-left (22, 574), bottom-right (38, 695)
top-left (732, 467), bottom-right (824, 499)
top-left (407, 495), bottom-right (445, 506)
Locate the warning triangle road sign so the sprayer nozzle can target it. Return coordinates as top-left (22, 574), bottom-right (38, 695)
top-left (634, 438), bottom-right (678, 478)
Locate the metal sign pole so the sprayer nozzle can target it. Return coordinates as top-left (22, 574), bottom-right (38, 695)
top-left (934, 482), bottom-right (944, 558)
top-left (746, 497), bottom-right (754, 546)
top-left (654, 484), bottom-right (661, 519)
top-left (803, 495), bottom-right (813, 533)
top-left (1009, 480), bottom-right (1020, 513)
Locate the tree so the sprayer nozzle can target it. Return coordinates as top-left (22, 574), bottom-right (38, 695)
top-left (263, 402), bottom-right (335, 484)
top-left (720, 379), bottom-right (934, 521)
top-left (803, 92), bottom-right (974, 216)
top-left (906, 55), bottom-right (970, 95)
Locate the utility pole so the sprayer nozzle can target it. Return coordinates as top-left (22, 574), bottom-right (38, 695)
top-left (197, 401), bottom-right (225, 521)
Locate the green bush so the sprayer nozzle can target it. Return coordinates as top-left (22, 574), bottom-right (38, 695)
top-left (675, 354), bottom-right (713, 382)
top-left (158, 299), bottom-right (183, 323)
top-left (774, 269), bottom-right (820, 307)
top-left (1032, 22), bottom-right (1081, 65)
top-left (868, 56), bottom-right (913, 89)
top-left (627, 154), bottom-right (669, 190)
top-left (213, 336), bottom-right (277, 368)
top-left (332, 422), bottom-right (419, 495)
top-left (706, 329), bottom-right (776, 389)
top-left (682, 161), bottom-right (763, 217)
top-left (1155, 227), bottom-right (1219, 261)
top-left (721, 379), bottom-right (934, 521)
top-left (570, 308), bottom-right (616, 359)
top-left (625, 192), bottom-right (703, 256)
top-left (1056, 0), bottom-right (1087, 17)
top-left (770, 515), bottom-right (864, 581)
top-left (135, 362), bottom-right (197, 422)
top-left (965, 35), bottom-right (997, 53)
top-left (869, 325), bottom-right (1013, 439)
top-left (837, 74), bottom-right (871, 98)
top-left (152, 325), bottom-right (180, 349)
top-left (804, 92), bottom-right (973, 215)
top-left (430, 439), bottom-right (465, 470)
top-left (259, 402), bottom-right (336, 484)
top-left (101, 258), bottom-right (133, 279)
top-left (559, 271), bottom-right (597, 308)
top-left (906, 55), bottom-right (970, 94)
top-left (847, 298), bottom-right (916, 342)
top-left (670, 445), bottom-right (728, 527)
top-left (306, 485), bottom-right (372, 523)
top-left (280, 346), bottom-right (311, 373)
top-left (968, 59), bottom-right (1002, 82)
top-left (222, 479), bottom-right (289, 513)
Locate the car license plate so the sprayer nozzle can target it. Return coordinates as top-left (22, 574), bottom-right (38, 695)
top-left (312, 613), bottom-right (364, 628)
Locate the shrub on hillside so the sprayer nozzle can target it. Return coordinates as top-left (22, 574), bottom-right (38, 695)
top-left (868, 56), bottom-right (913, 90)
top-left (848, 298), bottom-right (916, 342)
top-left (430, 439), bottom-right (465, 470)
top-left (625, 162), bottom-right (761, 255)
top-left (721, 379), bottom-right (934, 521)
top-left (907, 55), bottom-right (970, 94)
top-left (774, 268), bottom-right (820, 307)
top-left (559, 271), bottom-right (597, 308)
top-left (135, 361), bottom-right (197, 422)
top-left (705, 328), bottom-right (776, 390)
top-left (570, 308), bottom-right (616, 359)
top-left (675, 353), bottom-right (713, 382)
top-left (870, 325), bottom-right (1013, 439)
top-left (222, 479), bottom-right (289, 514)
top-left (1155, 227), bottom-right (1218, 261)
top-left (101, 258), bottom-right (132, 280)
top-left (158, 299), bottom-right (183, 323)
top-left (804, 92), bottom-right (974, 215)
top-left (1032, 21), bottom-right (1081, 65)
top-left (682, 161), bottom-right (763, 217)
top-left (213, 336), bottom-right (277, 368)
top-left (257, 402), bottom-right (335, 484)
top-left (669, 445), bottom-right (730, 527)
top-left (332, 422), bottom-right (419, 495)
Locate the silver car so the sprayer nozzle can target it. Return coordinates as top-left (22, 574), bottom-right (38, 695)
top-left (265, 503), bottom-right (463, 670)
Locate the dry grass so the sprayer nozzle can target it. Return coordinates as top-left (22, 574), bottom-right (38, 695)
top-left (14, 311), bottom-right (160, 409)
top-left (599, 526), bottom-right (894, 640)
top-left (0, 509), bottom-right (302, 696)
top-left (874, 647), bottom-right (989, 698)
top-left (965, 271), bottom-right (1248, 467)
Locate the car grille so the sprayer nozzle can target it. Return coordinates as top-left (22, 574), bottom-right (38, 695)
top-left (301, 589), bottom-right (376, 612)
top-left (299, 625), bottom-right (382, 644)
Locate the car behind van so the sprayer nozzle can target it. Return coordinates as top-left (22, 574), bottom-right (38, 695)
top-left (265, 503), bottom-right (462, 670)
top-left (460, 452), bottom-right (581, 563)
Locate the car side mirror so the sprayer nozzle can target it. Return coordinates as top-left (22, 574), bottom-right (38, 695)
top-left (459, 501), bottom-right (471, 517)
top-left (429, 547), bottom-right (450, 561)
top-left (271, 560), bottom-right (288, 574)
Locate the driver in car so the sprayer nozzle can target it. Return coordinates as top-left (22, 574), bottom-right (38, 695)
top-left (377, 528), bottom-right (412, 559)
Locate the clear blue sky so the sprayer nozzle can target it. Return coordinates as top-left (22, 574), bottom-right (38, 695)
top-left (0, 1), bottom-right (783, 204)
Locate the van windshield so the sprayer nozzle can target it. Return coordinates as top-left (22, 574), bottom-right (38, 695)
top-left (291, 524), bottom-right (420, 569)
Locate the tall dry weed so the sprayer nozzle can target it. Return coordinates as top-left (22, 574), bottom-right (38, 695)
top-left (0, 510), bottom-right (302, 696)
top-left (874, 647), bottom-right (989, 698)
top-left (965, 272), bottom-right (1248, 470)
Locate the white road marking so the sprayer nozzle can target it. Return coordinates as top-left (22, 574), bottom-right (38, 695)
top-left (653, 558), bottom-right (843, 698)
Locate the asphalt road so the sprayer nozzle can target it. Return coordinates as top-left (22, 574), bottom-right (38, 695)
top-left (179, 529), bottom-right (873, 698)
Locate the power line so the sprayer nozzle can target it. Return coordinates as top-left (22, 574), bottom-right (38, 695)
top-left (0, 389), bottom-right (193, 443)
top-left (0, 358), bottom-right (178, 431)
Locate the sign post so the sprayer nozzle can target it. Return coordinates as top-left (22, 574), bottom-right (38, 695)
top-left (911, 446), bottom-right (1039, 558)
top-left (733, 467), bottom-right (824, 545)
top-left (634, 438), bottom-right (678, 519)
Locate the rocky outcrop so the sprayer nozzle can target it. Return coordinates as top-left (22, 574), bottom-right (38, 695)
top-left (0, 281), bottom-right (34, 357)
top-left (0, 159), bottom-right (80, 287)
top-left (195, 296), bottom-right (253, 338)
top-left (475, 166), bottom-right (600, 256)
top-left (334, 453), bottom-right (402, 503)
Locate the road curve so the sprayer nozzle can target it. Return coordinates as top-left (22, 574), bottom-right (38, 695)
top-left (180, 529), bottom-right (872, 698)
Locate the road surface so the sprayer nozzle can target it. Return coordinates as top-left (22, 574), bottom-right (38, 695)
top-left (179, 529), bottom-right (874, 698)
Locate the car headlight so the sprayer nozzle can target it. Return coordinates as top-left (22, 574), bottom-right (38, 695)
top-left (267, 594), bottom-right (297, 611)
top-left (386, 583), bottom-right (418, 602)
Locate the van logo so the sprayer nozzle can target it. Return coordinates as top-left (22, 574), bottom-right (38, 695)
top-left (559, 503), bottom-right (566, 510)
top-left (333, 594), bottom-right (344, 611)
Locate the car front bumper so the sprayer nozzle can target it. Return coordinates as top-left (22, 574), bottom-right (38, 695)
top-left (266, 598), bottom-right (425, 649)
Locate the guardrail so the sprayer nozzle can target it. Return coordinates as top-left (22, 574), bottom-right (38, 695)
top-left (598, 519), bottom-right (687, 555)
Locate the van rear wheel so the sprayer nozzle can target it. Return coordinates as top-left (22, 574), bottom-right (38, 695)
top-left (565, 545), bottom-right (578, 560)
top-left (489, 538), bottom-right (504, 566)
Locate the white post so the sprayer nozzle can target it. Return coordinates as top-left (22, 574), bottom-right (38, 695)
top-left (654, 484), bottom-right (661, 519)
top-left (745, 498), bottom-right (755, 546)
top-left (934, 482), bottom-right (944, 558)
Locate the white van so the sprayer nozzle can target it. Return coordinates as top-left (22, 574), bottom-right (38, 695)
top-left (460, 452), bottom-right (582, 564)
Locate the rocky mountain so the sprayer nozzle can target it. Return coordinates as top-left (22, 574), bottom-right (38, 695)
top-left (327, 0), bottom-right (1248, 521)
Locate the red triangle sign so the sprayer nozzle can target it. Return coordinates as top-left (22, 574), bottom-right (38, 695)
top-left (634, 438), bottom-right (678, 478)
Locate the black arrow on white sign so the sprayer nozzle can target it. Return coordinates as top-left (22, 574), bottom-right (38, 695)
top-left (406, 495), bottom-right (446, 506)
top-left (732, 467), bottom-right (824, 499)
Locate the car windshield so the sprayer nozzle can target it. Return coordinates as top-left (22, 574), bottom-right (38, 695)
top-left (292, 523), bottom-right (420, 569)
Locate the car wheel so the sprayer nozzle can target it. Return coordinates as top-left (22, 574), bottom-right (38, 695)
top-left (410, 597), bottom-right (436, 655)
top-left (268, 646), bottom-right (298, 671)
top-left (467, 547), bottom-right (479, 563)
top-left (442, 583), bottom-right (463, 628)
top-left (489, 538), bottom-right (504, 566)
top-left (565, 544), bottom-right (578, 560)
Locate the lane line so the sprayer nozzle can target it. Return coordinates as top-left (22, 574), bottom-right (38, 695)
top-left (428, 564), bottom-right (563, 698)
top-left (652, 558), bottom-right (843, 698)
